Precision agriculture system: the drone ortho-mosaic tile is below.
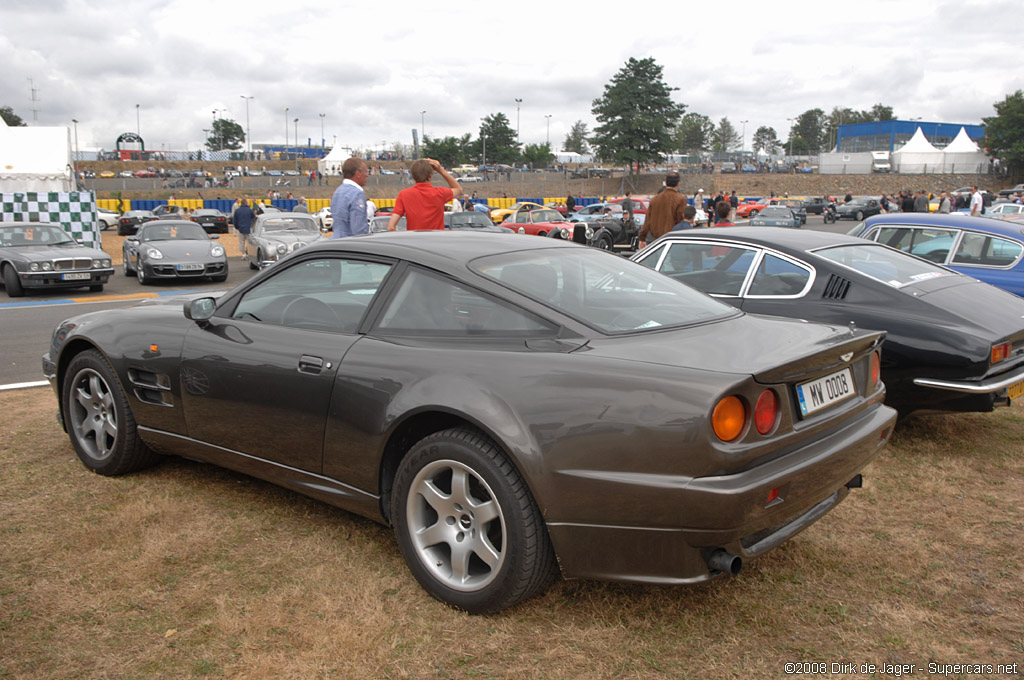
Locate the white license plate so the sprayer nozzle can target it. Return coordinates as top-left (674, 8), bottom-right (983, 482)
top-left (177, 263), bottom-right (204, 271)
top-left (62, 273), bottom-right (91, 281)
top-left (796, 368), bottom-right (856, 416)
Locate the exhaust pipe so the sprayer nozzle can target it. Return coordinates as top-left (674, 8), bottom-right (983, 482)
top-left (706, 549), bottom-right (742, 575)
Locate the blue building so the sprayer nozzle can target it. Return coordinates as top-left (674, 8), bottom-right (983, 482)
top-left (837, 120), bottom-right (985, 153)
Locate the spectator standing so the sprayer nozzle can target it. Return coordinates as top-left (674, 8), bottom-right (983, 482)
top-left (712, 201), bottom-right (734, 227)
top-left (913, 190), bottom-right (929, 213)
top-left (638, 172), bottom-right (686, 248)
top-left (388, 158), bottom-right (463, 231)
top-left (292, 197), bottom-right (309, 213)
top-left (366, 198), bottom-right (377, 222)
top-left (566, 194), bottom-right (576, 212)
top-left (969, 186), bottom-right (983, 216)
top-left (233, 198), bottom-right (255, 259)
top-left (672, 205), bottom-right (696, 230)
top-left (621, 191), bottom-right (635, 224)
top-left (901, 192), bottom-right (915, 213)
top-left (329, 157), bottom-right (371, 238)
top-left (937, 192), bottom-right (951, 213)
top-left (729, 190), bottom-right (739, 221)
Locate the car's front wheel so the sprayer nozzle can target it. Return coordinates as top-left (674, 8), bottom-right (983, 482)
top-left (137, 263), bottom-right (148, 285)
top-left (2, 264), bottom-right (25, 298)
top-left (62, 349), bottom-right (158, 476)
top-left (749, 210), bottom-right (759, 217)
top-left (391, 427), bottom-right (556, 614)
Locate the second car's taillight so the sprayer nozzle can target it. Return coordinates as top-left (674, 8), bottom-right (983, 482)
top-left (753, 390), bottom-right (778, 435)
top-left (870, 350), bottom-right (881, 389)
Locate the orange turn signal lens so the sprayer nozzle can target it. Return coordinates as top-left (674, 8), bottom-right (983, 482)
top-left (991, 342), bottom-right (1012, 364)
top-left (712, 395), bottom-right (746, 442)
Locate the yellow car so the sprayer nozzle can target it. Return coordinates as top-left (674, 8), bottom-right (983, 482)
top-left (99, 170), bottom-right (116, 178)
top-left (490, 201), bottom-right (545, 223)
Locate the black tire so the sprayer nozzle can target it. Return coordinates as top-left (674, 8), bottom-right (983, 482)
top-left (391, 427), bottom-right (557, 614)
top-left (88, 284), bottom-right (103, 292)
top-left (249, 250), bottom-right (259, 270)
top-left (750, 209), bottom-right (759, 217)
top-left (3, 264), bottom-right (25, 298)
top-left (597, 236), bottom-right (613, 250)
top-left (855, 210), bottom-right (864, 221)
top-left (137, 263), bottom-right (148, 285)
top-left (62, 349), bottom-right (159, 476)
top-left (123, 253), bottom-right (134, 276)
top-left (210, 274), bottom-right (227, 283)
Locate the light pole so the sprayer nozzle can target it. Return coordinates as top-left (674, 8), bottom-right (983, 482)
top-left (284, 107), bottom-right (289, 159)
top-left (240, 95), bottom-right (254, 156)
top-left (294, 118), bottom-right (300, 171)
top-left (135, 104), bottom-right (140, 137)
top-left (740, 120), bottom-right (748, 153)
top-left (420, 110), bottom-right (426, 140)
top-left (514, 98), bottom-right (522, 148)
top-left (319, 113), bottom-right (325, 149)
top-left (212, 108), bottom-right (226, 150)
top-left (71, 119), bottom-right (79, 177)
top-left (545, 114), bottom-right (552, 146)
top-left (786, 117), bottom-right (795, 158)
top-left (480, 117), bottom-right (487, 166)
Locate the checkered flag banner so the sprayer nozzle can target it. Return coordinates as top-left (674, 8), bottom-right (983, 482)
top-left (0, 191), bottom-right (100, 248)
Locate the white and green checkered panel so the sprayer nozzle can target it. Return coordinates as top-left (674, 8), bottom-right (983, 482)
top-left (0, 191), bottom-right (100, 248)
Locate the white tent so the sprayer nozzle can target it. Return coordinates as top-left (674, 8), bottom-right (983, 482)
top-left (893, 127), bottom-right (942, 174)
top-left (942, 126), bottom-right (988, 174)
top-left (0, 125), bottom-right (75, 192)
top-left (317, 145), bottom-right (350, 176)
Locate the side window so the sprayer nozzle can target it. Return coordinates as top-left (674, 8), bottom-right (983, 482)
top-left (655, 242), bottom-right (755, 296)
top-left (377, 268), bottom-right (555, 334)
top-left (952, 233), bottom-right (1023, 267)
top-left (876, 227), bottom-right (957, 263)
top-left (632, 243), bottom-right (667, 271)
top-left (748, 254), bottom-right (812, 296)
top-left (232, 257), bottom-right (392, 333)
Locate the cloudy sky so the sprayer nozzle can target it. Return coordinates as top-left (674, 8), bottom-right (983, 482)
top-left (3, 0), bottom-right (1021, 156)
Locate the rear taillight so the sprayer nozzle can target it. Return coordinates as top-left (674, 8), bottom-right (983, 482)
top-left (753, 390), bottom-right (778, 435)
top-left (712, 396), bottom-right (746, 442)
top-left (991, 342), bottom-right (1012, 364)
top-left (870, 350), bottom-right (881, 389)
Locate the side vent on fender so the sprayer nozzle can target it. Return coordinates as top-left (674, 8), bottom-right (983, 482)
top-left (822, 274), bottom-right (851, 300)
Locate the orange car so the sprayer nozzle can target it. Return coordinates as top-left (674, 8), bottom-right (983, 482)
top-left (736, 199), bottom-right (771, 218)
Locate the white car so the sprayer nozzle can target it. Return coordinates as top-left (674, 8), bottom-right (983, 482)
top-left (315, 207), bottom-right (333, 231)
top-left (459, 175), bottom-right (483, 182)
top-left (96, 207), bottom-right (120, 230)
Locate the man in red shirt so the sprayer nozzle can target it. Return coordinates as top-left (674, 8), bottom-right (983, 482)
top-left (387, 158), bottom-right (463, 231)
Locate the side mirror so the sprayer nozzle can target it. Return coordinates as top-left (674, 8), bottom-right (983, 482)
top-left (210, 234), bottom-right (219, 240)
top-left (184, 296), bottom-right (217, 321)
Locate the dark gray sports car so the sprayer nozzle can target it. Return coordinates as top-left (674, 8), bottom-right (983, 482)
top-left (43, 232), bottom-right (896, 613)
top-left (122, 221), bottom-right (228, 284)
top-left (1, 222), bottom-right (113, 297)
top-left (632, 227), bottom-right (1024, 416)
top-left (750, 206), bottom-right (799, 228)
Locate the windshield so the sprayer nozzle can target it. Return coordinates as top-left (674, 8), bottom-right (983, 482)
top-left (471, 248), bottom-right (736, 334)
top-left (0, 225), bottom-right (76, 247)
top-left (262, 217), bottom-right (318, 232)
top-left (813, 243), bottom-right (953, 288)
top-left (448, 214), bottom-right (492, 228)
top-left (759, 207), bottom-right (792, 218)
top-left (140, 223), bottom-right (209, 241)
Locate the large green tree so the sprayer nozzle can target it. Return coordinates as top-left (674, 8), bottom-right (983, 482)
top-left (590, 57), bottom-right (685, 172)
top-left (713, 117), bottom-right (741, 151)
top-left (422, 134), bottom-right (472, 167)
top-left (752, 126), bottom-right (780, 154)
top-left (1, 106), bottom-right (26, 126)
top-left (562, 120), bottom-right (590, 153)
top-left (675, 112), bottom-right (715, 153)
top-left (478, 113), bottom-right (519, 164)
top-left (521, 142), bottom-right (553, 168)
top-left (205, 118), bottom-right (245, 151)
top-left (786, 108), bottom-right (826, 154)
top-left (983, 89), bottom-right (1024, 179)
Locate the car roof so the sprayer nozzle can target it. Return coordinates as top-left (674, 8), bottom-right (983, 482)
top-left (864, 212), bottom-right (1024, 239)
top-left (654, 226), bottom-right (867, 252)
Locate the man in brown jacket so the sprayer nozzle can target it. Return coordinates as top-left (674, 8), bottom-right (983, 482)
top-left (639, 172), bottom-right (686, 248)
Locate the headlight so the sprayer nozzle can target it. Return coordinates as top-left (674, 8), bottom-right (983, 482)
top-left (276, 243), bottom-right (287, 255)
top-left (30, 262), bottom-right (39, 271)
top-left (292, 242), bottom-right (304, 251)
top-left (558, 227), bottom-right (569, 238)
top-left (585, 226), bottom-right (594, 239)
top-left (41, 262), bottom-right (53, 271)
top-left (211, 245), bottom-right (225, 257)
top-left (145, 248), bottom-right (164, 259)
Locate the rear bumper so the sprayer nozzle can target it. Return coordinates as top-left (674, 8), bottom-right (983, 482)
top-left (547, 403), bottom-right (896, 584)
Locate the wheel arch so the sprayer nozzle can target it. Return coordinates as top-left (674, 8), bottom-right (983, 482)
top-left (377, 409), bottom-right (532, 526)
top-left (54, 337), bottom-right (111, 408)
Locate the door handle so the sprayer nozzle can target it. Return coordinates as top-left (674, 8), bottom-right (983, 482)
top-left (297, 355), bottom-right (324, 374)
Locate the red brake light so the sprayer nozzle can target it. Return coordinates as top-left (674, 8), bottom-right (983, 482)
top-left (870, 350), bottom-right (881, 388)
top-left (991, 342), bottom-right (1012, 364)
top-left (753, 390), bottom-right (778, 435)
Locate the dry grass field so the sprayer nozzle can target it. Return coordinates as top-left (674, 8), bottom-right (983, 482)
top-left (1, 388), bottom-right (1022, 679)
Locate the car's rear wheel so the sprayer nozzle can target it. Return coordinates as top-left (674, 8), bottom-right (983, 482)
top-left (250, 250), bottom-right (259, 270)
top-left (3, 264), bottom-right (25, 298)
top-left (88, 284), bottom-right (103, 292)
top-left (750, 210), bottom-right (759, 217)
top-left (391, 427), bottom-right (556, 614)
top-left (63, 349), bottom-right (158, 476)
top-left (856, 210), bottom-right (864, 221)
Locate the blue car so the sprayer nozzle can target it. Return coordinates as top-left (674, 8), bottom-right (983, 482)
top-left (849, 213), bottom-right (1024, 297)
top-left (750, 206), bottom-right (799, 228)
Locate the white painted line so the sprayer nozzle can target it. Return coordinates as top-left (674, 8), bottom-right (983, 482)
top-left (0, 381), bottom-right (50, 391)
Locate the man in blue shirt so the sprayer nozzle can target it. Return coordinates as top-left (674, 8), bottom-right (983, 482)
top-left (330, 157), bottom-right (370, 238)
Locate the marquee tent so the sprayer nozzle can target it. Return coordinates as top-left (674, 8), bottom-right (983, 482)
top-left (941, 126), bottom-right (988, 174)
top-left (892, 127), bottom-right (942, 174)
top-left (0, 124), bottom-right (75, 192)
top-left (317, 145), bottom-right (349, 177)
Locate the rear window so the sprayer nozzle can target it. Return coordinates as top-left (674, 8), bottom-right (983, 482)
top-left (813, 244), bottom-right (953, 288)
